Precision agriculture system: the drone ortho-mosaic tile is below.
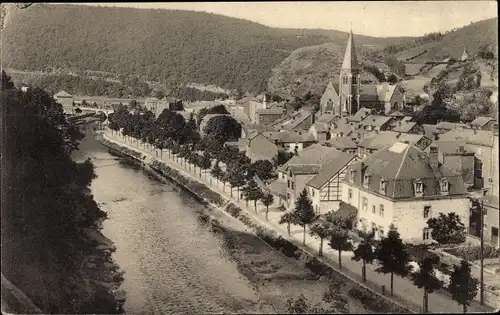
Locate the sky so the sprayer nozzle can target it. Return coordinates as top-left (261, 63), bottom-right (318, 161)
top-left (72, 1), bottom-right (498, 37)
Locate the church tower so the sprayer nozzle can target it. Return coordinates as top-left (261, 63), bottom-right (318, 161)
top-left (339, 29), bottom-right (361, 117)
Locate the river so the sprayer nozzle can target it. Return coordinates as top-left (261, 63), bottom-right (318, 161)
top-left (74, 131), bottom-right (262, 314)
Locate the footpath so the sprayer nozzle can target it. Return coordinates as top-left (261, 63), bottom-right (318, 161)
top-left (102, 131), bottom-right (495, 313)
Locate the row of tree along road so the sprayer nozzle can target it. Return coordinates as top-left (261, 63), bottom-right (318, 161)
top-left (107, 102), bottom-right (482, 314)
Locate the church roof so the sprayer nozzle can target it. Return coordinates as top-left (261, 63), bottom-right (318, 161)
top-left (341, 30), bottom-right (360, 70)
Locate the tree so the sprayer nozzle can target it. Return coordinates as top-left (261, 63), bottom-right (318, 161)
top-left (199, 151), bottom-right (212, 180)
top-left (352, 231), bottom-right (376, 282)
top-left (328, 225), bottom-right (353, 269)
top-left (309, 221), bottom-right (333, 257)
top-left (293, 189), bottom-right (317, 246)
top-left (449, 260), bottom-right (479, 314)
top-left (242, 178), bottom-right (264, 212)
top-left (196, 104), bottom-right (229, 126)
top-left (426, 212), bottom-right (466, 245)
top-left (279, 212), bottom-right (298, 236)
top-left (273, 150), bottom-right (294, 166)
top-left (375, 225), bottom-right (412, 296)
top-left (322, 278), bottom-right (350, 314)
top-left (261, 193), bottom-right (274, 220)
top-left (226, 163), bottom-right (246, 200)
top-left (181, 114), bottom-right (200, 145)
top-left (387, 74), bottom-right (399, 84)
top-left (152, 90), bottom-right (165, 99)
top-left (248, 159), bottom-right (274, 181)
top-left (210, 160), bottom-right (223, 187)
top-left (203, 115), bottom-right (242, 144)
top-left (411, 257), bottom-right (442, 313)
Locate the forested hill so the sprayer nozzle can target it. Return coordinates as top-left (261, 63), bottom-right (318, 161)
top-left (2, 4), bottom-right (412, 93)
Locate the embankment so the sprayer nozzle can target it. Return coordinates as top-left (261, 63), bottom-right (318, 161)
top-left (99, 135), bottom-right (412, 314)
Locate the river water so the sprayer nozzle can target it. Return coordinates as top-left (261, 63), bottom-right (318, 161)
top-left (74, 132), bottom-right (262, 314)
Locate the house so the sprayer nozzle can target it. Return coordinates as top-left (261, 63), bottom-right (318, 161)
top-left (439, 128), bottom-right (496, 193)
top-left (422, 124), bottom-right (439, 139)
top-left (54, 90), bottom-right (74, 108)
top-left (270, 144), bottom-right (345, 207)
top-left (426, 141), bottom-right (482, 189)
top-left (145, 97), bottom-right (169, 117)
top-left (242, 133), bottom-right (279, 163)
top-left (357, 131), bottom-right (432, 158)
top-left (243, 96), bottom-right (268, 123)
top-left (470, 117), bottom-right (496, 131)
top-left (359, 83), bottom-right (407, 114)
top-left (306, 152), bottom-right (358, 214)
top-left (392, 121), bottom-right (424, 134)
top-left (309, 122), bottom-right (331, 142)
top-left (262, 131), bottom-right (316, 153)
top-left (358, 114), bottom-right (395, 132)
top-left (349, 108), bottom-right (373, 123)
top-left (315, 113), bottom-right (336, 125)
top-left (435, 121), bottom-right (470, 133)
top-left (256, 107), bottom-right (286, 125)
top-left (482, 195), bottom-right (499, 248)
top-left (324, 137), bottom-right (358, 155)
top-left (342, 142), bottom-right (470, 243)
top-left (273, 109), bottom-right (315, 131)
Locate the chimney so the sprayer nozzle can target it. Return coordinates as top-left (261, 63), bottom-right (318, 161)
top-left (396, 132), bottom-right (401, 139)
top-left (429, 145), bottom-right (439, 170)
top-left (345, 117), bottom-right (349, 123)
top-left (457, 145), bottom-right (465, 154)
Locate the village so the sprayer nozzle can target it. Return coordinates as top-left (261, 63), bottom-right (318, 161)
top-left (47, 28), bottom-right (499, 313)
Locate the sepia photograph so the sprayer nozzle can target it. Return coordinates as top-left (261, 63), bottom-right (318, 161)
top-left (1, 1), bottom-right (498, 314)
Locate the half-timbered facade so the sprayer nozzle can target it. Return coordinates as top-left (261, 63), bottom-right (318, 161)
top-left (307, 155), bottom-right (358, 214)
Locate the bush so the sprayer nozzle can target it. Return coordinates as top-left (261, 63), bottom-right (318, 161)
top-left (348, 287), bottom-right (409, 313)
top-left (444, 245), bottom-right (500, 261)
top-left (226, 204), bottom-right (242, 218)
top-left (197, 213), bottom-right (210, 224)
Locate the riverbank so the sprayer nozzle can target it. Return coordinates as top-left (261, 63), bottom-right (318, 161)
top-left (99, 133), bottom-right (410, 313)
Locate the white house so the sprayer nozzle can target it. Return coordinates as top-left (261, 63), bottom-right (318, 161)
top-left (342, 142), bottom-right (470, 244)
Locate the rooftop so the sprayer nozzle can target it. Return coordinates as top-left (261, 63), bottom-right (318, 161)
top-left (470, 116), bottom-right (495, 128)
top-left (359, 114), bottom-right (393, 128)
top-left (262, 131), bottom-right (316, 143)
top-left (359, 131), bottom-right (428, 150)
top-left (307, 152), bottom-right (356, 189)
top-left (439, 129), bottom-right (493, 147)
top-left (393, 121), bottom-right (419, 133)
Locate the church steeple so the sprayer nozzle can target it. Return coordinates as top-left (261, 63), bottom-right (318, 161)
top-left (341, 28), bottom-right (360, 70)
top-left (338, 27), bottom-right (361, 117)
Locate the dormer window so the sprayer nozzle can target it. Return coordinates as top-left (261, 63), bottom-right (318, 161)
top-left (440, 178), bottom-right (449, 194)
top-left (363, 174), bottom-right (371, 188)
top-left (350, 170), bottom-right (356, 183)
top-left (380, 178), bottom-right (388, 195)
top-left (414, 179), bottom-right (423, 197)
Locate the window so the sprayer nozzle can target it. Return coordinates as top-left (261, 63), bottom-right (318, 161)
top-left (291, 182), bottom-right (295, 190)
top-left (348, 189), bottom-right (353, 201)
top-left (378, 226), bottom-right (384, 238)
top-left (363, 174), bottom-right (371, 188)
top-left (439, 178), bottom-right (449, 194)
top-left (312, 189), bottom-right (315, 197)
top-left (379, 205), bottom-right (384, 217)
top-left (352, 75), bottom-right (357, 84)
top-left (372, 205), bottom-right (376, 214)
top-left (380, 179), bottom-right (388, 195)
top-left (414, 179), bottom-right (423, 196)
top-left (350, 170), bottom-right (356, 183)
top-left (371, 222), bottom-right (377, 235)
top-left (423, 228), bottom-right (431, 240)
top-left (362, 197), bottom-right (368, 211)
top-left (287, 179), bottom-right (291, 188)
top-left (423, 206), bottom-right (431, 219)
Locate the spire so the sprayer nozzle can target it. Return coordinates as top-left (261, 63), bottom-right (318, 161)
top-left (341, 28), bottom-right (360, 70)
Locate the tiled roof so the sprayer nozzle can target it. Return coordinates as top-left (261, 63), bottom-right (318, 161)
top-left (288, 164), bottom-right (321, 175)
top-left (341, 30), bottom-right (360, 70)
top-left (262, 131), bottom-right (316, 143)
top-left (439, 129), bottom-right (493, 147)
top-left (422, 124), bottom-right (439, 135)
top-left (359, 85), bottom-right (379, 102)
top-left (470, 116), bottom-right (494, 128)
top-left (312, 122), bottom-right (330, 133)
top-left (325, 137), bottom-right (358, 150)
top-left (279, 109), bottom-right (313, 131)
top-left (359, 115), bottom-right (393, 128)
top-left (433, 140), bottom-right (473, 155)
top-left (393, 121), bottom-right (418, 133)
top-left (246, 134), bottom-right (279, 162)
top-left (315, 113), bottom-right (336, 124)
top-left (389, 111), bottom-right (406, 117)
top-left (359, 131), bottom-right (427, 150)
top-left (345, 142), bottom-right (468, 199)
top-left (279, 143), bottom-right (343, 173)
top-left (350, 108), bottom-right (373, 122)
top-left (307, 153), bottom-right (356, 189)
top-left (257, 108), bottom-right (285, 115)
top-left (267, 180), bottom-right (287, 197)
top-left (435, 121), bottom-right (470, 130)
top-left (402, 116), bottom-right (413, 122)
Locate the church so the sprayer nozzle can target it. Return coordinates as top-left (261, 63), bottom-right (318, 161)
top-left (318, 30), bottom-right (406, 117)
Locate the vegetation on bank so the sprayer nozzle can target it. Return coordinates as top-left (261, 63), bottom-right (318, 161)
top-left (0, 71), bottom-right (124, 313)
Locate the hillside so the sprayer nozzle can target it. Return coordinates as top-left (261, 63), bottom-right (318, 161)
top-left (1, 4), bottom-right (414, 95)
top-left (395, 18), bottom-right (498, 62)
top-left (267, 43), bottom-right (381, 97)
